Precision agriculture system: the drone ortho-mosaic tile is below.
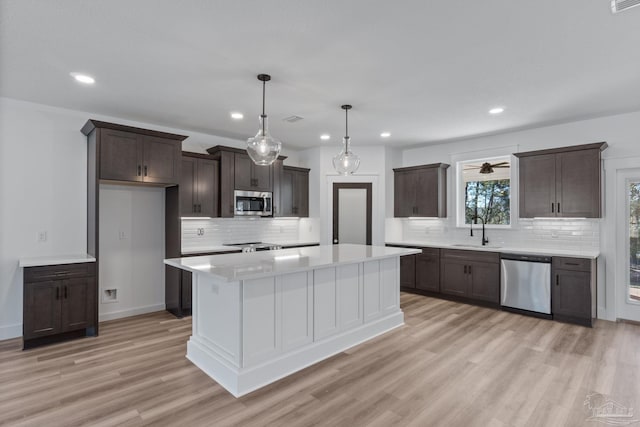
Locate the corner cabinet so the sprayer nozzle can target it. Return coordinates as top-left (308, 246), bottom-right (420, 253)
top-left (393, 163), bottom-right (449, 218)
top-left (23, 262), bottom-right (97, 349)
top-left (516, 142), bottom-right (607, 218)
top-left (279, 166), bottom-right (310, 217)
top-left (180, 153), bottom-right (220, 217)
top-left (81, 121), bottom-right (186, 186)
top-left (552, 257), bottom-right (596, 326)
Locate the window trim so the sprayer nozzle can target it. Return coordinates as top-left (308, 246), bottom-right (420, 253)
top-left (455, 154), bottom-right (517, 229)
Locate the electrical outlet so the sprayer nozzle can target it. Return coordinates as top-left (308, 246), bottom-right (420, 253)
top-left (37, 231), bottom-right (47, 242)
top-left (551, 231), bottom-right (559, 238)
top-left (280, 226), bottom-right (284, 233)
top-left (118, 231), bottom-right (127, 240)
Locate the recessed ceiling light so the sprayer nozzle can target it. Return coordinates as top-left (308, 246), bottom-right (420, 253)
top-left (70, 72), bottom-right (95, 84)
top-left (489, 107), bottom-right (505, 115)
top-left (380, 132), bottom-right (391, 138)
top-left (320, 134), bottom-right (331, 140)
top-left (230, 112), bottom-right (244, 120)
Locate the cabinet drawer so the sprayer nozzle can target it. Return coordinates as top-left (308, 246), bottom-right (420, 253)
top-left (552, 257), bottom-right (591, 272)
top-left (441, 249), bottom-right (499, 264)
top-left (25, 263), bottom-right (96, 282)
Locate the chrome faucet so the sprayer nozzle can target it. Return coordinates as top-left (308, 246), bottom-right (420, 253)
top-left (471, 215), bottom-right (489, 246)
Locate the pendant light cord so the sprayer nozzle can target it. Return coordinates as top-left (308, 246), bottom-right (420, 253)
top-left (262, 80), bottom-right (266, 135)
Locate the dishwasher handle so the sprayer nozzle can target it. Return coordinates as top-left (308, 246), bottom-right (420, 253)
top-left (500, 253), bottom-right (551, 263)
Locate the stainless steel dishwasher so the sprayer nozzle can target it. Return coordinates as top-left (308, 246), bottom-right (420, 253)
top-left (500, 253), bottom-right (551, 315)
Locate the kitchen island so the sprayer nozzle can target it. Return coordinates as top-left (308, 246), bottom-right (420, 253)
top-left (164, 244), bottom-right (420, 397)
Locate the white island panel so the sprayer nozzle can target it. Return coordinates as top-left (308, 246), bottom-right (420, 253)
top-left (338, 263), bottom-right (362, 330)
top-left (280, 271), bottom-right (313, 352)
top-left (313, 267), bottom-right (339, 341)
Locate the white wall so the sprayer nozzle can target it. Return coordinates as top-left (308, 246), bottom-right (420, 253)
top-left (99, 185), bottom-right (165, 321)
top-left (0, 97), bottom-right (305, 339)
top-left (395, 110), bottom-right (640, 321)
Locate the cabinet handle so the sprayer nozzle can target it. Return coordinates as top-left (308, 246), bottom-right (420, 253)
top-left (137, 165), bottom-right (141, 176)
top-left (56, 286), bottom-right (60, 300)
top-left (556, 275), bottom-right (559, 286)
top-left (565, 262), bottom-right (580, 266)
top-left (144, 165), bottom-right (148, 177)
top-left (198, 204), bottom-right (202, 213)
top-left (551, 203), bottom-right (554, 213)
top-left (468, 265), bottom-right (472, 275)
top-left (464, 265), bottom-right (467, 274)
top-left (557, 202), bottom-right (560, 213)
top-left (64, 286), bottom-right (68, 299)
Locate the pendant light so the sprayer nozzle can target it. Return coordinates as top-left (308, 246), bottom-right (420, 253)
top-left (246, 74), bottom-right (282, 165)
top-left (332, 104), bottom-right (360, 175)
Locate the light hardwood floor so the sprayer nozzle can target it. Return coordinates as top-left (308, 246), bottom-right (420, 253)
top-left (1, 293), bottom-right (639, 427)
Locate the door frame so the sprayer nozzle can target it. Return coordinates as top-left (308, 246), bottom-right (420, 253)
top-left (332, 183), bottom-right (372, 245)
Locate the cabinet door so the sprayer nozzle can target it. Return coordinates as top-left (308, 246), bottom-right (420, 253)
top-left (234, 153), bottom-right (254, 190)
top-left (197, 158), bottom-right (219, 217)
top-left (181, 270), bottom-right (192, 311)
top-left (253, 164), bottom-right (272, 192)
top-left (400, 254), bottom-right (416, 288)
top-left (180, 157), bottom-right (197, 216)
top-left (469, 262), bottom-right (500, 303)
top-left (99, 129), bottom-right (142, 182)
top-left (416, 250), bottom-right (440, 292)
top-left (556, 149), bottom-right (601, 218)
top-left (295, 171), bottom-right (309, 217)
top-left (415, 168), bottom-right (438, 217)
top-left (440, 259), bottom-right (469, 297)
top-left (142, 136), bottom-right (180, 184)
top-left (280, 168), bottom-right (294, 216)
top-left (552, 269), bottom-right (591, 319)
top-left (519, 154), bottom-right (556, 218)
top-left (61, 277), bottom-right (95, 332)
top-left (23, 281), bottom-right (62, 339)
top-left (394, 170), bottom-right (416, 217)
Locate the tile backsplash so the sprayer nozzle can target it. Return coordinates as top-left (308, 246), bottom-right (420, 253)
top-left (388, 218), bottom-right (600, 253)
top-left (181, 217), bottom-right (319, 251)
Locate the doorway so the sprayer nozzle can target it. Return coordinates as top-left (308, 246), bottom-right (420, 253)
top-left (332, 183), bottom-right (372, 245)
top-left (616, 169), bottom-right (640, 322)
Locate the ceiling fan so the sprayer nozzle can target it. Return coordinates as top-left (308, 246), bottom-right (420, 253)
top-left (464, 161), bottom-right (510, 174)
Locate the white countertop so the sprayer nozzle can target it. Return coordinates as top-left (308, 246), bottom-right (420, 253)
top-left (166, 244), bottom-right (420, 282)
top-left (181, 241), bottom-right (320, 255)
top-left (19, 254), bottom-right (97, 268)
top-left (386, 241), bottom-right (599, 259)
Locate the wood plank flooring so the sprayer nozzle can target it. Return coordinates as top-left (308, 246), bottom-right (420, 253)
top-left (1, 293), bottom-right (639, 426)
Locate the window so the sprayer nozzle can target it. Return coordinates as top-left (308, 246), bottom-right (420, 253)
top-left (459, 157), bottom-right (511, 226)
top-left (629, 182), bottom-right (640, 301)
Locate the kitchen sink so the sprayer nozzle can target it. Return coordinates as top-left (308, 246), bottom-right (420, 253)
top-left (451, 243), bottom-right (501, 249)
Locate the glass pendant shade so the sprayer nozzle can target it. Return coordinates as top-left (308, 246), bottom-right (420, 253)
top-left (246, 74), bottom-right (281, 166)
top-left (247, 114), bottom-right (281, 165)
top-left (333, 136), bottom-right (360, 175)
top-left (333, 104), bottom-right (360, 175)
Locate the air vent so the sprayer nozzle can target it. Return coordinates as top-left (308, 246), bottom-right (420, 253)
top-left (611, 0), bottom-right (640, 13)
top-left (282, 115), bottom-right (304, 123)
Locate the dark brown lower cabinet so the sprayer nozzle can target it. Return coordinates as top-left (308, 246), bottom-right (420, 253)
top-left (552, 257), bottom-right (596, 326)
top-left (166, 267), bottom-right (192, 318)
top-left (415, 248), bottom-right (440, 292)
top-left (440, 249), bottom-right (500, 305)
top-left (400, 255), bottom-right (416, 288)
top-left (23, 262), bottom-right (97, 349)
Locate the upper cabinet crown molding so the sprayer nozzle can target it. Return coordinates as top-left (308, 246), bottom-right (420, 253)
top-left (516, 142), bottom-right (607, 218)
top-left (393, 163), bottom-right (450, 218)
top-left (81, 119), bottom-right (188, 141)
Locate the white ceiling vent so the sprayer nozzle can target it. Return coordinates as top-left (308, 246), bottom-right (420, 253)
top-left (611, 0), bottom-right (640, 13)
top-left (282, 115), bottom-right (304, 123)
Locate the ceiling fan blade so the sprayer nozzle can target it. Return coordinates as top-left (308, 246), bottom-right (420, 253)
top-left (464, 165), bottom-right (482, 169)
top-left (491, 162), bottom-right (510, 167)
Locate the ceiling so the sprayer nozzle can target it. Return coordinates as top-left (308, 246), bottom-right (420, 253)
top-left (1, 1), bottom-right (640, 150)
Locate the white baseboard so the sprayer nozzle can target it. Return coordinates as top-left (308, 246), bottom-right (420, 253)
top-left (99, 304), bottom-right (165, 322)
top-left (0, 323), bottom-right (22, 341)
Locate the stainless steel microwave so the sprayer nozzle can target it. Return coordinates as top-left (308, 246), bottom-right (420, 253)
top-left (234, 190), bottom-right (272, 216)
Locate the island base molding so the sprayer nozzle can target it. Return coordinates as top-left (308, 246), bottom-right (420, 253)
top-left (187, 311), bottom-right (403, 397)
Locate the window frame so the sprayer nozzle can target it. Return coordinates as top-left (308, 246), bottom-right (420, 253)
top-left (455, 154), bottom-right (516, 229)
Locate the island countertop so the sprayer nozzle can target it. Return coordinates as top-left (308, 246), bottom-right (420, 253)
top-left (165, 243), bottom-right (420, 283)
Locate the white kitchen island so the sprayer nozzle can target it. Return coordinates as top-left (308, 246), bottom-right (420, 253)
top-left (164, 244), bottom-right (420, 397)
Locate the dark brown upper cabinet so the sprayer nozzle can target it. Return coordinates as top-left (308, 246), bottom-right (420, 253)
top-left (206, 146), bottom-right (287, 217)
top-left (81, 120), bottom-right (186, 186)
top-left (393, 163), bottom-right (449, 218)
top-left (234, 152), bottom-right (272, 192)
top-left (279, 166), bottom-right (310, 217)
top-left (515, 142), bottom-right (607, 218)
top-left (180, 153), bottom-right (220, 217)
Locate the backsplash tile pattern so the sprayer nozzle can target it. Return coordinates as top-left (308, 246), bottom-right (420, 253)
top-left (395, 218), bottom-right (600, 253)
top-left (182, 218), bottom-right (302, 250)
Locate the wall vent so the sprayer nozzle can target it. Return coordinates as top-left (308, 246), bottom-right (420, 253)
top-left (611, 0), bottom-right (640, 13)
top-left (282, 115), bottom-right (304, 123)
